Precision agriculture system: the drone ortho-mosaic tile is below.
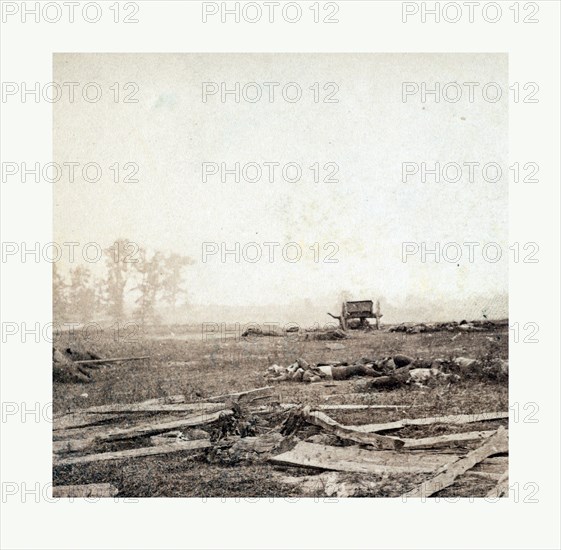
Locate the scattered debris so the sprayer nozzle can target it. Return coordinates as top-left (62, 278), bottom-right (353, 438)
top-left (52, 346), bottom-right (149, 384)
top-left (72, 355), bottom-right (150, 365)
top-left (403, 427), bottom-right (508, 498)
top-left (389, 319), bottom-right (507, 334)
top-left (251, 403), bottom-right (410, 414)
top-left (297, 406), bottom-right (404, 450)
top-left (486, 470), bottom-right (509, 498)
top-left (210, 406), bottom-right (260, 441)
top-left (55, 439), bottom-right (211, 466)
top-left (54, 409), bottom-right (233, 451)
top-left (271, 441), bottom-right (456, 475)
top-left (52, 381), bottom-right (508, 498)
top-left (347, 411), bottom-right (509, 433)
top-left (206, 385), bottom-right (274, 404)
top-left (52, 483), bottom-right (119, 498)
top-left (53, 347), bottom-right (96, 383)
top-left (401, 430), bottom-right (497, 450)
top-left (273, 467), bottom-right (503, 498)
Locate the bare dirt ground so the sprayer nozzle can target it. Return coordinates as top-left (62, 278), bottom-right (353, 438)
top-left (53, 324), bottom-right (508, 497)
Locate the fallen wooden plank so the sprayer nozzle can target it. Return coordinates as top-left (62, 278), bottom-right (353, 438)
top-left (207, 386), bottom-right (274, 404)
top-left (403, 427), bottom-right (508, 498)
top-left (150, 429), bottom-right (210, 446)
top-left (54, 412), bottom-right (125, 431)
top-left (54, 402), bottom-right (225, 431)
top-left (102, 409), bottom-right (232, 441)
top-left (73, 355), bottom-right (150, 365)
top-left (472, 456), bottom-right (508, 473)
top-left (54, 439), bottom-right (211, 466)
top-left (252, 403), bottom-right (410, 414)
top-left (271, 441), bottom-right (457, 475)
top-left (274, 472), bottom-right (370, 497)
top-left (58, 395), bottom-right (187, 417)
top-left (55, 428), bottom-right (212, 453)
top-left (52, 483), bottom-right (119, 498)
top-left (54, 410), bottom-right (232, 452)
top-left (275, 469), bottom-right (503, 498)
top-left (319, 404), bottom-right (410, 410)
top-left (90, 402), bottom-right (223, 415)
top-left (229, 433), bottom-right (285, 455)
top-left (486, 471), bottom-right (509, 498)
top-left (401, 430), bottom-right (497, 450)
top-left (301, 409), bottom-right (404, 450)
top-left (325, 392), bottom-right (404, 401)
top-left (351, 412), bottom-right (509, 433)
top-left (54, 438), bottom-right (97, 454)
top-left (467, 471), bottom-right (502, 482)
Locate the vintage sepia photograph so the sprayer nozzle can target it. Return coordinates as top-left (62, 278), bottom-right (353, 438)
top-left (52, 52), bottom-right (509, 499)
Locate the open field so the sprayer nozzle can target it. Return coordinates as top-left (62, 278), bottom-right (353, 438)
top-left (53, 324), bottom-right (508, 498)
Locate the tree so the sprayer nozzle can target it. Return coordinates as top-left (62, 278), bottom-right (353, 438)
top-left (103, 238), bottom-right (135, 321)
top-left (161, 252), bottom-right (193, 314)
top-left (132, 249), bottom-right (163, 325)
top-left (68, 265), bottom-right (96, 323)
top-left (92, 276), bottom-right (106, 319)
top-left (53, 264), bottom-right (70, 322)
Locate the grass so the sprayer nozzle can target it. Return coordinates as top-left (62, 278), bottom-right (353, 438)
top-left (53, 324), bottom-right (508, 497)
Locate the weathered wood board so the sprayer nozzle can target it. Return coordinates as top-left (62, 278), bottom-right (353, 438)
top-left (403, 427), bottom-right (508, 498)
top-left (271, 441), bottom-right (457, 474)
top-left (51, 483), bottom-right (119, 498)
top-left (54, 439), bottom-right (211, 466)
top-left (350, 412), bottom-right (509, 433)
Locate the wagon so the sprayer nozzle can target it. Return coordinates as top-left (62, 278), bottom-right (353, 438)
top-left (328, 299), bottom-right (382, 330)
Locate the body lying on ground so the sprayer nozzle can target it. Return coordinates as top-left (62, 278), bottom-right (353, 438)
top-left (264, 354), bottom-right (506, 387)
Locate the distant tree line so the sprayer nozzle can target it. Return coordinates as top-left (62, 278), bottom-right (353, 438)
top-left (53, 238), bottom-right (193, 325)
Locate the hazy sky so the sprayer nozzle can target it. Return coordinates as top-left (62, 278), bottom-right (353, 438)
top-left (54, 53), bottom-right (507, 308)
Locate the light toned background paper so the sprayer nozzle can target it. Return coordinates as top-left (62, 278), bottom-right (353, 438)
top-left (1, 2), bottom-right (559, 549)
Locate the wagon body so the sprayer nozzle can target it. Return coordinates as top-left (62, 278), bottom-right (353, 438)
top-left (344, 300), bottom-right (374, 319)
